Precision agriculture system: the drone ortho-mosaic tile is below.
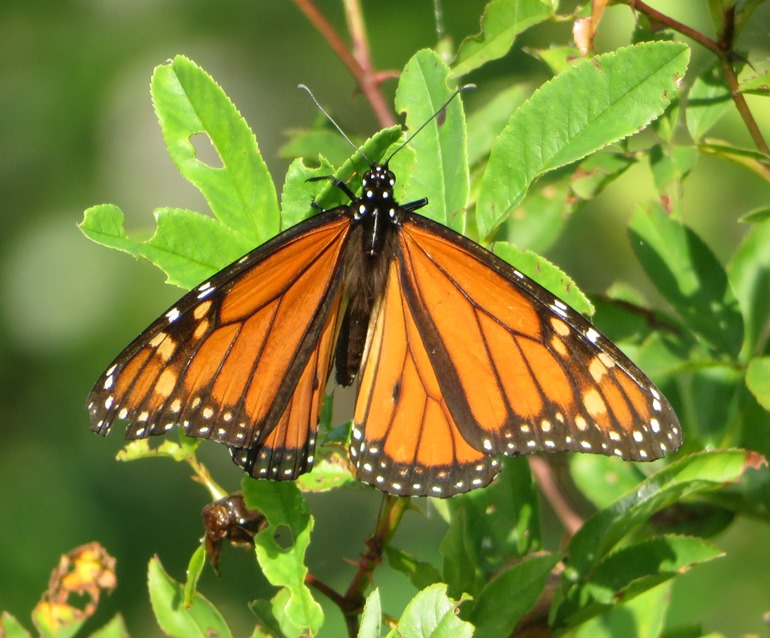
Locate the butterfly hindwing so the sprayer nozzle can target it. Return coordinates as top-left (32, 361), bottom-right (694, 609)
top-left (351, 261), bottom-right (501, 497)
top-left (88, 209), bottom-right (353, 473)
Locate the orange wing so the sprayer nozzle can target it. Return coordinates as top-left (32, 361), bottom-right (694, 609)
top-left (87, 210), bottom-right (352, 479)
top-left (352, 214), bottom-right (681, 497)
top-left (352, 261), bottom-right (501, 497)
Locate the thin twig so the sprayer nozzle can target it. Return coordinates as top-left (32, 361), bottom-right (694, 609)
top-left (292, 0), bottom-right (395, 128)
top-left (529, 457), bottom-right (584, 536)
top-left (621, 0), bottom-right (770, 162)
top-left (305, 573), bottom-right (346, 608)
top-left (341, 495), bottom-right (409, 636)
top-left (292, 0), bottom-right (364, 80)
top-left (343, 0), bottom-right (396, 127)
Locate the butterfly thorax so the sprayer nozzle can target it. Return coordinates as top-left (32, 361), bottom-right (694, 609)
top-left (336, 165), bottom-right (403, 386)
top-left (354, 165), bottom-right (400, 257)
top-left (336, 164), bottom-right (428, 387)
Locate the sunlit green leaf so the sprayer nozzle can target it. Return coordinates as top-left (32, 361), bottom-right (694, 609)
top-left (386, 584), bottom-right (473, 638)
top-left (242, 481), bottom-right (323, 636)
top-left (747, 357), bottom-right (770, 411)
top-left (477, 42), bottom-right (690, 240)
top-left (396, 50), bottom-right (470, 233)
top-left (152, 55), bottom-right (279, 245)
top-left (451, 0), bottom-right (555, 78)
top-left (629, 202), bottom-right (743, 356)
top-left (147, 556), bottom-right (232, 638)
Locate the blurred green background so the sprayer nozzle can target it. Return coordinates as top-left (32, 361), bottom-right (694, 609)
top-left (2, 1), bottom-right (770, 635)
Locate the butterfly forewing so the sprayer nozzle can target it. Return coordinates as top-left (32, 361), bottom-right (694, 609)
top-left (88, 209), bottom-right (352, 457)
top-left (396, 215), bottom-right (681, 464)
top-left (229, 283), bottom-right (343, 479)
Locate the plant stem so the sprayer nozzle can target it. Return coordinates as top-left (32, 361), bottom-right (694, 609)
top-left (529, 457), bottom-right (584, 536)
top-left (299, 495), bottom-right (408, 638)
top-left (292, 0), bottom-right (395, 128)
top-left (343, 0), bottom-right (395, 128)
top-left (341, 495), bottom-right (409, 636)
top-left (620, 0), bottom-right (770, 162)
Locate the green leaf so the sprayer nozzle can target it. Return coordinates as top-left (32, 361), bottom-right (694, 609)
top-left (79, 205), bottom-right (253, 289)
top-left (526, 45), bottom-right (583, 75)
top-left (628, 202), bottom-right (743, 357)
top-left (477, 42), bottom-right (690, 241)
top-left (147, 556), bottom-right (232, 638)
top-left (386, 547), bottom-right (443, 590)
top-left (565, 450), bottom-right (755, 580)
top-left (738, 68), bottom-right (770, 95)
top-left (451, 0), bottom-right (555, 78)
top-left (466, 84), bottom-right (528, 168)
top-left (502, 176), bottom-right (573, 253)
top-left (242, 481), bottom-right (323, 637)
top-left (698, 140), bottom-right (770, 181)
top-left (739, 206), bottom-right (770, 223)
top-left (151, 55), bottom-right (279, 246)
top-left (116, 433), bottom-right (201, 465)
top-left (442, 457), bottom-right (540, 598)
top-left (727, 218), bottom-right (770, 357)
top-left (572, 581), bottom-right (672, 638)
top-left (395, 49), bottom-right (470, 233)
top-left (492, 242), bottom-right (594, 316)
top-left (386, 584), bottom-right (474, 638)
top-left (570, 152), bottom-right (636, 201)
top-left (358, 589), bottom-right (382, 638)
top-left (747, 357), bottom-right (770, 411)
top-left (570, 455), bottom-right (647, 510)
top-left (0, 612), bottom-right (32, 638)
top-left (648, 144), bottom-right (698, 213)
top-left (295, 455), bottom-right (358, 492)
top-left (89, 615), bottom-right (130, 638)
top-left (468, 552), bottom-right (561, 638)
top-left (249, 600), bottom-right (284, 638)
top-left (184, 545), bottom-right (207, 607)
top-left (690, 365), bottom-right (743, 444)
top-left (439, 505), bottom-right (480, 598)
top-left (279, 157), bottom-right (336, 230)
top-left (686, 63), bottom-right (732, 141)
top-left (559, 535), bottom-right (722, 628)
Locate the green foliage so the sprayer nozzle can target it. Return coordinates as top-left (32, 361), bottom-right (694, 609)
top-left (46, 2), bottom-right (770, 636)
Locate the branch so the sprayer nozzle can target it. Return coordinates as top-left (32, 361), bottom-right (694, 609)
top-left (292, 0), bottom-right (395, 128)
top-left (300, 494), bottom-right (408, 638)
top-left (343, 0), bottom-right (396, 127)
top-left (529, 457), bottom-right (584, 536)
top-left (341, 495), bottom-right (409, 636)
top-left (619, 0), bottom-right (770, 162)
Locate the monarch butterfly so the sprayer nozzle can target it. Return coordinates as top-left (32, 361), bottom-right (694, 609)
top-left (87, 87), bottom-right (681, 498)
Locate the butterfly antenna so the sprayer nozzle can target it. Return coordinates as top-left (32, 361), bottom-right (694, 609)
top-left (298, 84), bottom-right (373, 167)
top-left (384, 83), bottom-right (475, 165)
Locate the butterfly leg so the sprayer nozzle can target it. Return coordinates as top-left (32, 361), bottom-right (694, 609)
top-left (307, 175), bottom-right (357, 201)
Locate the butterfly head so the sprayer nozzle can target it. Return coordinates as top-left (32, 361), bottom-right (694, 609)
top-left (357, 165), bottom-right (397, 220)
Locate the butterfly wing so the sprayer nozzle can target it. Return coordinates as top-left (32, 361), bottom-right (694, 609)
top-left (229, 282), bottom-right (341, 479)
top-left (352, 212), bottom-right (680, 497)
top-left (87, 209), bottom-right (352, 478)
top-left (351, 260), bottom-right (501, 497)
top-left (399, 214), bottom-right (681, 461)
